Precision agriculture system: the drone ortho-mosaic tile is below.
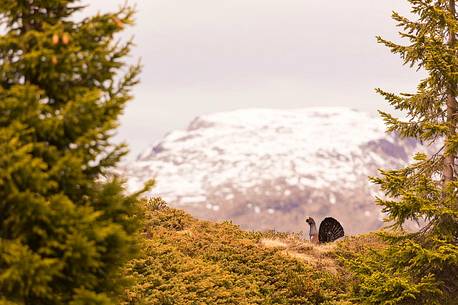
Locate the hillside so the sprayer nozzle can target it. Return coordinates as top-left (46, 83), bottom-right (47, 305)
top-left (122, 108), bottom-right (435, 234)
top-left (122, 198), bottom-right (385, 305)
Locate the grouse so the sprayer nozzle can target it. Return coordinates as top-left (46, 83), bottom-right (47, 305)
top-left (305, 217), bottom-right (344, 244)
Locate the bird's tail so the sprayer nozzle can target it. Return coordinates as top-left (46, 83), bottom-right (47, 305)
top-left (318, 217), bottom-right (344, 243)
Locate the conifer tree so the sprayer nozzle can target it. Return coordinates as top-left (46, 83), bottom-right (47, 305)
top-left (348, 1), bottom-right (458, 304)
top-left (0, 1), bottom-right (148, 304)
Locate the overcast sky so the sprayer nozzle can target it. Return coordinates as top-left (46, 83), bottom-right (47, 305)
top-left (82, 0), bottom-right (422, 159)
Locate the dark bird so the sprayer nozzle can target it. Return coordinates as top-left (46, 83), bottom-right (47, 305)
top-left (305, 217), bottom-right (344, 244)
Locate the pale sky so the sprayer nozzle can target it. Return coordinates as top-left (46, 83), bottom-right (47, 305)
top-left (82, 0), bottom-right (422, 159)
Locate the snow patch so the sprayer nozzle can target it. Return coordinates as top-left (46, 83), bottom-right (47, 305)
top-left (329, 193), bottom-right (336, 205)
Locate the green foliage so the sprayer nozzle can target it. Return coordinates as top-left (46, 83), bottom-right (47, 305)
top-left (336, 233), bottom-right (457, 305)
top-left (342, 1), bottom-right (458, 304)
top-left (0, 1), bottom-right (147, 303)
top-left (123, 202), bottom-right (347, 305)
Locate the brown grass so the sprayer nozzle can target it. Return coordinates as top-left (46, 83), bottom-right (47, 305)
top-left (259, 235), bottom-right (341, 274)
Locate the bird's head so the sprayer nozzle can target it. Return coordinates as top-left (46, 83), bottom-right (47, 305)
top-left (305, 216), bottom-right (315, 225)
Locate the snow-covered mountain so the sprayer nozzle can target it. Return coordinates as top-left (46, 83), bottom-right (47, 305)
top-left (123, 107), bottom-right (433, 234)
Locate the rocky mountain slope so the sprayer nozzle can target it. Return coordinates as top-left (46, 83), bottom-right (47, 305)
top-left (123, 107), bottom-right (434, 234)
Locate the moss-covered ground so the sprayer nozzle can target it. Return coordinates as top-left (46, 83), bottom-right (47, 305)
top-left (122, 199), bottom-right (385, 305)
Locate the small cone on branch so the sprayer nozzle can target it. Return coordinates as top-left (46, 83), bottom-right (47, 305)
top-left (112, 16), bottom-right (124, 29)
top-left (62, 32), bottom-right (70, 45)
top-left (51, 55), bottom-right (58, 65)
top-left (52, 33), bottom-right (59, 45)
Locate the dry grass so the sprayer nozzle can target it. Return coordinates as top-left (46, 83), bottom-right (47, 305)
top-left (259, 238), bottom-right (288, 248)
top-left (259, 235), bottom-right (341, 274)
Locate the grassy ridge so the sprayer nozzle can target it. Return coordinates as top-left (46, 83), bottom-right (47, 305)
top-left (122, 199), bottom-right (383, 305)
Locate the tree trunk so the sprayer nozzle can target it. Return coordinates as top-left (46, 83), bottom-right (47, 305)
top-left (444, 0), bottom-right (457, 184)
